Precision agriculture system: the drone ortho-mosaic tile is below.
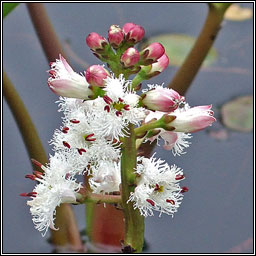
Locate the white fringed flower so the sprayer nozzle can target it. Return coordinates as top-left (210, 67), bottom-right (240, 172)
top-left (128, 156), bottom-right (184, 217)
top-left (27, 153), bottom-right (81, 236)
top-left (89, 160), bottom-right (121, 193)
top-left (87, 75), bottom-right (146, 140)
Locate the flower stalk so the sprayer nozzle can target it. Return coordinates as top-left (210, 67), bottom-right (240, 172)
top-left (168, 3), bottom-right (232, 95)
top-left (120, 123), bottom-right (145, 253)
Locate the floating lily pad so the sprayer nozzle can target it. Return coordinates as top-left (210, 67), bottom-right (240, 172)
top-left (142, 34), bottom-right (217, 67)
top-left (224, 4), bottom-right (253, 21)
top-left (221, 95), bottom-right (253, 132)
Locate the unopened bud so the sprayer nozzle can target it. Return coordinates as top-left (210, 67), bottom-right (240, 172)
top-left (141, 86), bottom-right (183, 112)
top-left (85, 65), bottom-right (110, 87)
top-left (123, 23), bottom-right (145, 44)
top-left (108, 25), bottom-right (124, 48)
top-left (86, 32), bottom-right (108, 51)
top-left (121, 47), bottom-right (140, 67)
top-left (141, 42), bottom-right (165, 64)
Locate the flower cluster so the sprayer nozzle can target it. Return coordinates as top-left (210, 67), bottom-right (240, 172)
top-left (21, 23), bottom-right (215, 236)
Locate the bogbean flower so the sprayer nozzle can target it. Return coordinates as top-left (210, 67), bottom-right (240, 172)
top-left (22, 154), bottom-right (81, 236)
top-left (48, 55), bottom-right (92, 99)
top-left (89, 161), bottom-right (121, 193)
top-left (166, 104), bottom-right (216, 133)
top-left (85, 65), bottom-right (110, 87)
top-left (140, 42), bottom-right (165, 64)
top-left (86, 32), bottom-right (108, 51)
top-left (121, 47), bottom-right (140, 67)
top-left (128, 156), bottom-right (186, 217)
top-left (141, 84), bottom-right (185, 112)
top-left (108, 25), bottom-right (124, 48)
top-left (123, 22), bottom-right (145, 43)
top-left (22, 23), bottom-right (216, 237)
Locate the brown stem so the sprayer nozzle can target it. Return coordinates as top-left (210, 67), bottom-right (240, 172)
top-left (26, 3), bottom-right (67, 62)
top-left (168, 3), bottom-right (231, 95)
top-left (3, 71), bottom-right (84, 251)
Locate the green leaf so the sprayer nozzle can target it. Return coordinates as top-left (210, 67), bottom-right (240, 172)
top-left (142, 34), bottom-right (218, 67)
top-left (221, 95), bottom-right (253, 132)
top-left (3, 3), bottom-right (19, 18)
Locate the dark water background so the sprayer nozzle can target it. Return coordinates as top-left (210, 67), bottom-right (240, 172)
top-left (3, 3), bottom-right (254, 253)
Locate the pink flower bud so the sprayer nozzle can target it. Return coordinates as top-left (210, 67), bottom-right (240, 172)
top-left (169, 105), bottom-right (216, 133)
top-left (150, 53), bottom-right (169, 74)
top-left (123, 22), bottom-right (145, 43)
top-left (48, 55), bottom-right (92, 99)
top-left (86, 32), bottom-right (108, 51)
top-left (108, 25), bottom-right (124, 48)
top-left (121, 47), bottom-right (140, 67)
top-left (141, 42), bottom-right (165, 63)
top-left (85, 65), bottom-right (110, 87)
top-left (142, 86), bottom-right (184, 112)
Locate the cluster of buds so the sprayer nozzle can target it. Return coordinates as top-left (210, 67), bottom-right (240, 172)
top-left (85, 23), bottom-right (169, 90)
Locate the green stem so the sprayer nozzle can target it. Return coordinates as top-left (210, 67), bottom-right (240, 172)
top-left (168, 3), bottom-right (232, 95)
top-left (121, 124), bottom-right (145, 253)
top-left (134, 119), bottom-right (162, 137)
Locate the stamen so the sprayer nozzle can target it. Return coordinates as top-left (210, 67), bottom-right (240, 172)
top-left (166, 199), bottom-right (175, 205)
top-left (103, 95), bottom-right (113, 104)
top-left (25, 174), bottom-right (36, 180)
top-left (70, 119), bottom-right (80, 124)
top-left (49, 70), bottom-right (56, 78)
top-left (31, 159), bottom-right (43, 168)
top-left (154, 184), bottom-right (160, 191)
top-left (116, 111), bottom-right (122, 116)
top-left (20, 192), bottom-right (37, 197)
top-left (33, 171), bottom-right (43, 178)
top-left (78, 148), bottom-right (86, 155)
top-left (62, 127), bottom-right (69, 133)
top-left (104, 105), bottom-right (110, 112)
top-left (181, 186), bottom-right (189, 193)
top-left (85, 134), bottom-right (96, 142)
top-left (118, 97), bottom-right (124, 102)
top-left (146, 199), bottom-right (155, 206)
top-left (175, 174), bottom-right (185, 180)
top-left (123, 104), bottom-right (130, 111)
top-left (63, 141), bottom-right (71, 148)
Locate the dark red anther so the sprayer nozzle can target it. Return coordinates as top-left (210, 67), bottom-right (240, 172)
top-left (31, 159), bottom-right (42, 168)
top-left (104, 105), bottom-right (110, 112)
top-left (65, 173), bottom-right (71, 179)
top-left (118, 97), bottom-right (124, 102)
top-left (19, 193), bottom-right (29, 197)
top-left (62, 127), bottom-right (69, 133)
top-left (63, 141), bottom-right (71, 148)
top-left (85, 134), bottom-right (96, 142)
top-left (103, 95), bottom-right (113, 105)
top-left (20, 192), bottom-right (37, 197)
top-left (25, 174), bottom-right (36, 180)
top-left (175, 174), bottom-right (185, 180)
top-left (78, 148), bottom-right (86, 155)
top-left (124, 104), bottom-right (130, 111)
top-left (27, 192), bottom-right (37, 197)
top-left (154, 184), bottom-right (160, 191)
top-left (116, 111), bottom-right (122, 116)
top-left (49, 70), bottom-right (56, 78)
top-left (49, 62), bottom-right (54, 67)
top-left (146, 199), bottom-right (155, 206)
top-left (166, 199), bottom-right (175, 205)
top-left (33, 171), bottom-right (43, 178)
top-left (181, 186), bottom-right (189, 193)
top-left (70, 119), bottom-right (80, 124)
